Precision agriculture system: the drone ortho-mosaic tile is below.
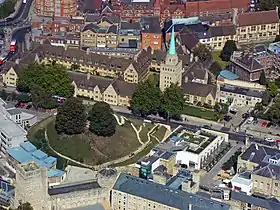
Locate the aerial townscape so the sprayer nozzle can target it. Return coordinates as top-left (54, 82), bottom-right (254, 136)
top-left (2, 0), bottom-right (280, 209)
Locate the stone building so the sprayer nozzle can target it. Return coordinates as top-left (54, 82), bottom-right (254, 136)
top-left (13, 161), bottom-right (117, 209)
top-left (159, 27), bottom-right (183, 91)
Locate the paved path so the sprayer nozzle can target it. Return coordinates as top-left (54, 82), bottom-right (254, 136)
top-left (200, 142), bottom-right (243, 187)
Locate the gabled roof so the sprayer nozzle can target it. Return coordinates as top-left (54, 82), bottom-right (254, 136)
top-left (182, 81), bottom-right (217, 98)
top-left (237, 10), bottom-right (279, 27)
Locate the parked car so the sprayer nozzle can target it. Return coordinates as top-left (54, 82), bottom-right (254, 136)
top-left (230, 108), bottom-right (238, 114)
top-left (26, 104), bottom-right (32, 109)
top-left (242, 113), bottom-right (249, 119)
top-left (261, 121), bottom-right (268, 127)
top-left (265, 137), bottom-right (274, 142)
top-left (247, 117), bottom-right (254, 124)
top-left (224, 115), bottom-right (232, 122)
top-left (266, 122), bottom-right (276, 128)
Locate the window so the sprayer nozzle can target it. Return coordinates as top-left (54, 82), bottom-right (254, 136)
top-left (261, 25), bottom-right (266, 30)
top-left (251, 26), bottom-right (256, 31)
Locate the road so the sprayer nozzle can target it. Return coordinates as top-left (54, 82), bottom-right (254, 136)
top-left (200, 142), bottom-right (243, 187)
top-left (0, 0), bottom-right (33, 27)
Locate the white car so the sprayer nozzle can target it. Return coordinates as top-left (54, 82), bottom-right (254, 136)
top-left (265, 137), bottom-right (274, 142)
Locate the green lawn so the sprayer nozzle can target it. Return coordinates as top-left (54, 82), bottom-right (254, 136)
top-left (111, 137), bottom-right (159, 167)
top-left (211, 51), bottom-right (230, 69)
top-left (151, 126), bottom-right (167, 141)
top-left (183, 105), bottom-right (218, 121)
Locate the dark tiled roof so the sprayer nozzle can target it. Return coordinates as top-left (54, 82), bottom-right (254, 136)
top-left (131, 49), bottom-right (151, 76)
top-left (120, 22), bottom-right (141, 30)
top-left (210, 25), bottom-right (236, 37)
top-left (220, 84), bottom-right (264, 98)
top-left (70, 18), bottom-right (84, 25)
top-left (199, 13), bottom-right (232, 23)
top-left (177, 27), bottom-right (199, 51)
top-left (85, 15), bottom-right (120, 24)
top-left (113, 173), bottom-right (230, 210)
top-left (182, 82), bottom-right (217, 98)
top-left (48, 180), bottom-right (100, 196)
top-left (112, 79), bottom-right (136, 97)
top-left (32, 44), bottom-right (132, 72)
top-left (237, 10), bottom-right (279, 27)
top-left (233, 53), bottom-right (264, 72)
top-left (231, 191), bottom-right (280, 210)
top-left (140, 16), bottom-right (161, 34)
top-left (185, 63), bottom-right (207, 81)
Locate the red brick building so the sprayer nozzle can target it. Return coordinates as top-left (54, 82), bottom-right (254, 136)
top-left (141, 17), bottom-right (162, 51)
top-left (185, 0), bottom-right (250, 17)
top-left (35, 0), bottom-right (77, 17)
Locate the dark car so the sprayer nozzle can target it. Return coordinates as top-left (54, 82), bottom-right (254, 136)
top-left (266, 122), bottom-right (276, 128)
top-left (224, 115), bottom-right (232, 122)
top-left (26, 104), bottom-right (32, 109)
top-left (242, 113), bottom-right (249, 119)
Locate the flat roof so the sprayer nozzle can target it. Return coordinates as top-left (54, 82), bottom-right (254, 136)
top-left (0, 113), bottom-right (27, 138)
top-left (48, 169), bottom-right (65, 178)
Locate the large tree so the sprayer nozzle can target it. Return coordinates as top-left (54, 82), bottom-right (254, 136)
top-left (259, 70), bottom-right (267, 86)
top-left (89, 102), bottom-right (116, 137)
top-left (209, 61), bottom-right (222, 76)
top-left (193, 44), bottom-right (212, 62)
top-left (260, 0), bottom-right (279, 11)
top-left (17, 202), bottom-right (33, 210)
top-left (220, 40), bottom-right (237, 61)
top-left (267, 82), bottom-right (278, 98)
top-left (161, 84), bottom-right (185, 118)
top-left (17, 63), bottom-right (73, 98)
top-left (130, 80), bottom-right (162, 116)
top-left (55, 97), bottom-right (87, 135)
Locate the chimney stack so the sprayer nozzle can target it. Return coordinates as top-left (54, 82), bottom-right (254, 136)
top-left (87, 72), bottom-right (90, 80)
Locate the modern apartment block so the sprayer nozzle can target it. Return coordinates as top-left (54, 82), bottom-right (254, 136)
top-left (34, 0), bottom-right (77, 17)
top-left (0, 113), bottom-right (27, 157)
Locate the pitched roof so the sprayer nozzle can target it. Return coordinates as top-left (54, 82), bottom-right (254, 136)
top-left (32, 44), bottom-right (132, 73)
top-left (237, 10), bottom-right (279, 27)
top-left (177, 27), bottom-right (199, 51)
top-left (131, 49), bottom-right (151, 76)
top-left (140, 16), bottom-right (161, 34)
top-left (113, 173), bottom-right (230, 210)
top-left (210, 25), bottom-right (236, 37)
top-left (182, 81), bottom-right (217, 98)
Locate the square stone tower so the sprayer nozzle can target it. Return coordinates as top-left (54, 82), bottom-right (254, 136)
top-left (14, 161), bottom-right (49, 209)
top-left (159, 26), bottom-right (183, 91)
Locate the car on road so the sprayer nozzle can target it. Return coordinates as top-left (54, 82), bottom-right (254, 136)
top-left (224, 115), bottom-right (232, 122)
top-left (230, 108), bottom-right (238, 114)
top-left (261, 121), bottom-right (268, 127)
top-left (242, 113), bottom-right (250, 119)
top-left (247, 117), bottom-right (254, 124)
top-left (265, 137), bottom-right (274, 142)
top-left (26, 104), bottom-right (32, 109)
top-left (266, 122), bottom-right (276, 128)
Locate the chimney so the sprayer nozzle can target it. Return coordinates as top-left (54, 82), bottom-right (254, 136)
top-left (189, 203), bottom-right (192, 210)
top-left (194, 56), bottom-right (199, 62)
top-left (15, 59), bottom-right (20, 65)
top-left (276, 6), bottom-right (279, 14)
top-left (232, 8), bottom-right (238, 25)
top-left (87, 72), bottom-right (90, 80)
top-left (255, 144), bottom-right (259, 151)
top-left (86, 48), bottom-right (90, 55)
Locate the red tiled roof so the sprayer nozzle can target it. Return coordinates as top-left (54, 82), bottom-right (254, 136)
top-left (185, 0), bottom-right (250, 15)
top-left (237, 10), bottom-right (279, 26)
top-left (162, 4), bottom-right (185, 13)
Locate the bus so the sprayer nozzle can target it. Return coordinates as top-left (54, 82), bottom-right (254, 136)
top-left (9, 39), bottom-right (16, 53)
top-left (0, 51), bottom-right (9, 65)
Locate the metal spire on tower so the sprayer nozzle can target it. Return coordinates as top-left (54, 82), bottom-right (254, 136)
top-left (168, 26), bottom-right (176, 55)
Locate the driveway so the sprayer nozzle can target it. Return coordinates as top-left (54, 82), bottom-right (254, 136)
top-left (200, 142), bottom-right (243, 187)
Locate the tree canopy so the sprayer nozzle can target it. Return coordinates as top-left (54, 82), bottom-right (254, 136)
top-left (209, 61), bottom-right (222, 76)
top-left (17, 63), bottom-right (73, 98)
top-left (0, 0), bottom-right (16, 19)
top-left (161, 84), bottom-right (185, 118)
top-left (267, 82), bottom-right (278, 98)
top-left (220, 40), bottom-right (237, 61)
top-left (259, 70), bottom-right (267, 86)
top-left (89, 102), bottom-right (116, 137)
top-left (193, 44), bottom-right (212, 62)
top-left (260, 0), bottom-right (279, 11)
top-left (17, 202), bottom-right (33, 210)
top-left (55, 97), bottom-right (87, 135)
top-left (130, 80), bottom-right (162, 116)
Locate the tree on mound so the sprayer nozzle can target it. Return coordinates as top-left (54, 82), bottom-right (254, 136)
top-left (89, 102), bottom-right (116, 137)
top-left (17, 202), bottom-right (33, 210)
top-left (55, 97), bottom-right (87, 135)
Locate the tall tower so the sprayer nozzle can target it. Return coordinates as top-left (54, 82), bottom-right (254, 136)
top-left (159, 27), bottom-right (183, 91)
top-left (14, 162), bottom-right (49, 209)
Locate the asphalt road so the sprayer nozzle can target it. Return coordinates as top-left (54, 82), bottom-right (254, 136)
top-left (0, 0), bottom-right (33, 27)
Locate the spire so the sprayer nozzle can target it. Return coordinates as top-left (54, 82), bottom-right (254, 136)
top-left (168, 26), bottom-right (176, 55)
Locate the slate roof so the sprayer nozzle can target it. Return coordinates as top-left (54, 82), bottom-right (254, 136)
top-left (182, 82), bottom-right (217, 98)
top-left (85, 15), bottom-right (120, 24)
top-left (232, 53), bottom-right (265, 72)
top-left (220, 84), bottom-right (264, 98)
top-left (210, 25), bottom-right (236, 37)
top-left (140, 16), bottom-right (161, 34)
top-left (120, 22), bottom-right (141, 30)
top-left (82, 24), bottom-right (118, 34)
top-left (237, 10), bottom-right (279, 27)
top-left (114, 173), bottom-right (230, 210)
top-left (32, 44), bottom-right (133, 73)
top-left (177, 27), bottom-right (199, 51)
top-left (70, 72), bottom-right (136, 97)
